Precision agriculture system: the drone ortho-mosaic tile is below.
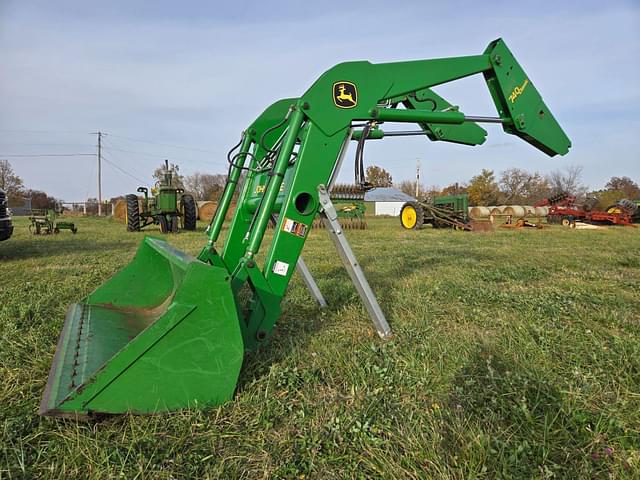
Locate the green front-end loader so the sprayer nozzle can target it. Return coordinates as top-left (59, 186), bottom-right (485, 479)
top-left (125, 160), bottom-right (197, 233)
top-left (41, 39), bottom-right (570, 417)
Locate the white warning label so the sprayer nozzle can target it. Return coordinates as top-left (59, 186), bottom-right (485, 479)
top-left (282, 217), bottom-right (307, 238)
top-left (273, 260), bottom-right (290, 276)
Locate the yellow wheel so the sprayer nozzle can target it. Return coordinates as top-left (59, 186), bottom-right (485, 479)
top-left (400, 202), bottom-right (424, 229)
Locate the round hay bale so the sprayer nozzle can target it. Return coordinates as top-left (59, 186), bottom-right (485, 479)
top-left (469, 206), bottom-right (491, 219)
top-left (113, 197), bottom-right (144, 222)
top-left (523, 205), bottom-right (535, 215)
top-left (534, 206), bottom-right (549, 216)
top-left (503, 205), bottom-right (527, 217)
top-left (197, 201), bottom-right (217, 221)
top-left (113, 199), bottom-right (127, 222)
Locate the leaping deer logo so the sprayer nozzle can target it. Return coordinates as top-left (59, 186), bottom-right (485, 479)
top-left (333, 82), bottom-right (358, 108)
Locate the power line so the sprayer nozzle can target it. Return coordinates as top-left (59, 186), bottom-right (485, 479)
top-left (0, 143), bottom-right (95, 148)
top-left (0, 153), bottom-right (95, 157)
top-left (101, 142), bottom-right (226, 168)
top-left (107, 133), bottom-right (216, 154)
top-left (101, 152), bottom-right (148, 185)
top-left (0, 129), bottom-right (85, 134)
top-left (101, 145), bottom-right (165, 159)
top-left (100, 148), bottom-right (151, 179)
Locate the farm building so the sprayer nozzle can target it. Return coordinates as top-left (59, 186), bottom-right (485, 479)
top-left (364, 187), bottom-right (416, 216)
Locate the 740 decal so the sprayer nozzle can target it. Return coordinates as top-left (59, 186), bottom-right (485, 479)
top-left (509, 79), bottom-right (529, 103)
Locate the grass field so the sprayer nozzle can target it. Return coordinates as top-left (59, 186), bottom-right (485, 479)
top-left (1, 215), bottom-right (639, 479)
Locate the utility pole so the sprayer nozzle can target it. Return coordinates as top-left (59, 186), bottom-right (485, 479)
top-left (415, 158), bottom-right (420, 199)
top-left (92, 131), bottom-right (103, 216)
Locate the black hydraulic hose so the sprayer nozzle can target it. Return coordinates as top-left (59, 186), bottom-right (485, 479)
top-left (355, 121), bottom-right (373, 188)
top-left (259, 107), bottom-right (293, 155)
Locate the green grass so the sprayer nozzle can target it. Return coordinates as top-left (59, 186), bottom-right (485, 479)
top-left (1, 216), bottom-right (639, 479)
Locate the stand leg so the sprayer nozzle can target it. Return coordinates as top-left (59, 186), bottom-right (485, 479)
top-left (318, 185), bottom-right (392, 339)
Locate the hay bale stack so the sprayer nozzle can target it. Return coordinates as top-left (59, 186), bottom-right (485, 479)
top-left (197, 201), bottom-right (217, 221)
top-left (503, 205), bottom-right (527, 218)
top-left (490, 205), bottom-right (508, 215)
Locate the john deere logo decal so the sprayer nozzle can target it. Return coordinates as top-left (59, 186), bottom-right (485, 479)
top-left (333, 82), bottom-right (357, 109)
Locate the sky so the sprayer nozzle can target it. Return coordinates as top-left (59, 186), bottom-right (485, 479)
top-left (0, 0), bottom-right (638, 202)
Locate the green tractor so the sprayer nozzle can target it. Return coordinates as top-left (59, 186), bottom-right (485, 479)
top-left (125, 160), bottom-right (197, 233)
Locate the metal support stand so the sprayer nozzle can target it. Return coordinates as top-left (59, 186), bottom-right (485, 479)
top-left (296, 256), bottom-right (327, 308)
top-left (317, 185), bottom-right (393, 339)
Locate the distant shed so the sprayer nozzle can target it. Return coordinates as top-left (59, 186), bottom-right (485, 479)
top-left (364, 187), bottom-right (416, 216)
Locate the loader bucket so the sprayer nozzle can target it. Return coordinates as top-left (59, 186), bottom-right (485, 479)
top-left (40, 237), bottom-right (244, 417)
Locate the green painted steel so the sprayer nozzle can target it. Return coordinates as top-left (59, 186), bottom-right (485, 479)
top-left (40, 237), bottom-right (243, 416)
top-left (433, 194), bottom-right (469, 216)
top-left (42, 38), bottom-right (571, 416)
top-left (370, 108), bottom-right (467, 124)
top-left (482, 39), bottom-right (570, 156)
top-left (401, 88), bottom-right (488, 146)
top-left (157, 187), bottom-right (177, 212)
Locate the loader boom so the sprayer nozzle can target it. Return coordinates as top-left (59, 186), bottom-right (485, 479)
top-left (200, 38), bottom-right (570, 350)
top-left (42, 38), bottom-right (570, 417)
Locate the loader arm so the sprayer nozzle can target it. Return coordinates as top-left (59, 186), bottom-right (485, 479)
top-left (203, 38), bottom-right (570, 349)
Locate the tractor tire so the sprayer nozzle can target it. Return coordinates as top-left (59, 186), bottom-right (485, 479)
top-left (561, 216), bottom-right (572, 227)
top-left (181, 194), bottom-right (197, 231)
top-left (170, 215), bottom-right (179, 233)
top-left (125, 194), bottom-right (140, 232)
top-left (158, 215), bottom-right (169, 234)
top-left (400, 202), bottom-right (424, 230)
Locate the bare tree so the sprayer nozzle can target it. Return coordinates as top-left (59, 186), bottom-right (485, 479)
top-left (184, 172), bottom-right (227, 200)
top-left (153, 162), bottom-right (185, 189)
top-left (24, 189), bottom-right (57, 209)
top-left (396, 179), bottom-right (426, 199)
top-left (547, 165), bottom-right (587, 198)
top-left (499, 168), bottom-right (550, 204)
top-left (365, 165), bottom-right (393, 187)
top-left (0, 159), bottom-right (24, 196)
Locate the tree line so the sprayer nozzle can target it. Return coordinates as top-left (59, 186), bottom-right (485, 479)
top-left (367, 163), bottom-right (639, 209)
top-left (0, 159), bottom-right (58, 209)
top-left (3, 158), bottom-right (638, 211)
